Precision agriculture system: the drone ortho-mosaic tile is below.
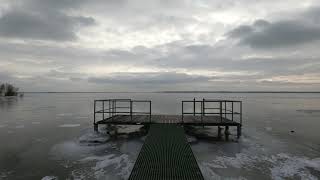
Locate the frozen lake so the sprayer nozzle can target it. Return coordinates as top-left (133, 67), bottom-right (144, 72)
top-left (0, 93), bottom-right (319, 179)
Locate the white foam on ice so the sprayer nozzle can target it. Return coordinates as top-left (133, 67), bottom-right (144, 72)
top-left (50, 141), bottom-right (109, 161)
top-left (265, 127), bottom-right (272, 131)
top-left (79, 132), bottom-right (109, 144)
top-left (15, 125), bottom-right (24, 128)
top-left (57, 113), bottom-right (73, 117)
top-left (117, 125), bottom-right (143, 134)
top-left (58, 124), bottom-right (81, 128)
top-left (201, 152), bottom-right (320, 179)
top-left (269, 153), bottom-right (320, 180)
top-left (41, 176), bottom-right (58, 180)
top-left (80, 154), bottom-right (133, 179)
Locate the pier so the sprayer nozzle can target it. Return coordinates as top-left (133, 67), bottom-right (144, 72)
top-left (93, 98), bottom-right (242, 179)
top-left (129, 124), bottom-right (204, 180)
top-left (93, 98), bottom-right (242, 139)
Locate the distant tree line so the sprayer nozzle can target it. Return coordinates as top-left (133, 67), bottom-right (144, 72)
top-left (0, 83), bottom-right (19, 96)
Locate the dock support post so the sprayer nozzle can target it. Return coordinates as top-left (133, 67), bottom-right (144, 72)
top-left (237, 125), bottom-right (242, 138)
top-left (94, 123), bottom-right (98, 132)
top-left (218, 126), bottom-right (222, 139)
top-left (225, 126), bottom-right (229, 141)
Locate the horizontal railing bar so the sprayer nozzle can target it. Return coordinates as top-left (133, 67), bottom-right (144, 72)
top-left (182, 101), bottom-right (204, 103)
top-left (131, 100), bottom-right (152, 102)
top-left (204, 99), bottom-right (242, 102)
top-left (94, 99), bottom-right (131, 102)
top-left (182, 112), bottom-right (241, 115)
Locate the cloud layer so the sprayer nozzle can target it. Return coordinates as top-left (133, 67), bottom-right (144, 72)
top-left (0, 0), bottom-right (320, 91)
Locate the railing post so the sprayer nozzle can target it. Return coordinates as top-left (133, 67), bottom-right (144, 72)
top-left (149, 101), bottom-right (151, 123)
top-left (102, 101), bottom-right (105, 120)
top-left (231, 101), bottom-right (234, 121)
top-left (109, 100), bottom-right (111, 117)
top-left (224, 101), bottom-right (227, 118)
top-left (112, 100), bottom-right (114, 120)
top-left (200, 100), bottom-right (203, 124)
top-left (203, 98), bottom-right (205, 116)
top-left (240, 101), bottom-right (242, 125)
top-left (130, 100), bottom-right (133, 121)
top-left (182, 101), bottom-right (184, 123)
top-left (193, 98), bottom-right (195, 116)
top-left (115, 100), bottom-right (117, 116)
top-left (94, 100), bottom-right (96, 124)
top-left (220, 101), bottom-right (222, 122)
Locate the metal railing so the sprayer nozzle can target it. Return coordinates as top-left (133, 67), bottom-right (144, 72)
top-left (182, 98), bottom-right (242, 124)
top-left (94, 99), bottom-right (152, 124)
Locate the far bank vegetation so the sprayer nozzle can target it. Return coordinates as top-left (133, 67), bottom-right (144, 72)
top-left (0, 83), bottom-right (19, 96)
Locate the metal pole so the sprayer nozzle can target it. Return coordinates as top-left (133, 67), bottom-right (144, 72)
top-left (130, 100), bottom-right (133, 121)
top-left (240, 102), bottom-right (242, 125)
top-left (193, 98), bottom-right (195, 116)
top-left (115, 100), bottom-right (117, 116)
top-left (94, 100), bottom-right (96, 124)
top-left (203, 98), bottom-right (205, 116)
top-left (182, 101), bottom-right (184, 123)
top-left (224, 101), bottom-right (226, 118)
top-left (200, 100), bottom-right (203, 124)
top-left (149, 101), bottom-right (151, 123)
top-left (220, 101), bottom-right (222, 122)
top-left (109, 100), bottom-right (111, 117)
top-left (232, 102), bottom-right (234, 121)
top-left (102, 101), bottom-right (105, 120)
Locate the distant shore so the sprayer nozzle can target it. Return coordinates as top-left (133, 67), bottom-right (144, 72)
top-left (20, 91), bottom-right (320, 94)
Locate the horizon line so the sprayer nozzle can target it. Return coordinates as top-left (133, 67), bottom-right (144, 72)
top-left (21, 91), bottom-right (320, 93)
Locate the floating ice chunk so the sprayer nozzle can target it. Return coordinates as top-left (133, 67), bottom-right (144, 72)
top-left (58, 124), bottom-right (80, 128)
top-left (296, 109), bottom-right (320, 114)
top-left (75, 116), bottom-right (88, 119)
top-left (79, 132), bottom-right (109, 144)
top-left (265, 127), bottom-right (272, 131)
top-left (41, 176), bottom-right (58, 180)
top-left (270, 153), bottom-right (320, 180)
top-left (59, 113), bottom-right (73, 116)
top-left (117, 125), bottom-right (143, 134)
top-left (15, 125), bottom-right (24, 128)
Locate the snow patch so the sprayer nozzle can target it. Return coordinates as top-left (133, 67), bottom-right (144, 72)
top-left (15, 125), bottom-right (24, 128)
top-left (80, 154), bottom-right (133, 179)
top-left (41, 176), bottom-right (58, 180)
top-left (201, 152), bottom-right (320, 179)
top-left (58, 124), bottom-right (81, 128)
top-left (79, 132), bottom-right (109, 144)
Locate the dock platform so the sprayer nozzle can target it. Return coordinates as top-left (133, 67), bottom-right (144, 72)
top-left (93, 98), bottom-right (243, 138)
top-left (129, 124), bottom-right (204, 180)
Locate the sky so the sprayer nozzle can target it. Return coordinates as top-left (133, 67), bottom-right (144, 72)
top-left (0, 0), bottom-right (320, 92)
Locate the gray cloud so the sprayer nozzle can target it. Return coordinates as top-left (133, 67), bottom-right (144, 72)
top-left (88, 72), bottom-right (211, 85)
top-left (228, 19), bottom-right (320, 49)
top-left (1, 0), bottom-right (320, 91)
top-left (0, 1), bottom-right (95, 41)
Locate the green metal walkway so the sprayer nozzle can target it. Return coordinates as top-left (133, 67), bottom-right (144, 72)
top-left (129, 124), bottom-right (204, 180)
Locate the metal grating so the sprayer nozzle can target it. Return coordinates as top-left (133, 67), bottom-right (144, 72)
top-left (129, 124), bottom-right (204, 180)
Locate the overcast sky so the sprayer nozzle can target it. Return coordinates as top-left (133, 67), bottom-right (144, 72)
top-left (0, 0), bottom-right (320, 91)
